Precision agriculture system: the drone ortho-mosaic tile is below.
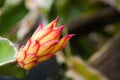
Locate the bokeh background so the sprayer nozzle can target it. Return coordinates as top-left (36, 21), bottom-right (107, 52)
top-left (0, 0), bottom-right (120, 80)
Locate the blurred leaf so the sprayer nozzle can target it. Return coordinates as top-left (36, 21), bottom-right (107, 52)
top-left (113, 21), bottom-right (120, 34)
top-left (49, 0), bottom-right (105, 23)
top-left (0, 1), bottom-right (28, 35)
top-left (78, 37), bottom-right (93, 60)
top-left (66, 56), bottom-right (107, 80)
top-left (0, 37), bottom-right (17, 66)
top-left (0, 63), bottom-right (26, 78)
top-left (0, 0), bottom-right (5, 8)
top-left (116, 0), bottom-right (120, 10)
top-left (0, 37), bottom-right (26, 78)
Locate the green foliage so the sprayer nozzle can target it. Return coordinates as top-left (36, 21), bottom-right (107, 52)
top-left (0, 1), bottom-right (28, 35)
top-left (0, 37), bottom-right (26, 78)
top-left (69, 57), bottom-right (106, 80)
top-left (0, 0), bottom-right (4, 8)
top-left (0, 63), bottom-right (26, 78)
top-left (0, 37), bottom-right (17, 65)
top-left (78, 37), bottom-right (93, 60)
top-left (75, 61), bottom-right (103, 80)
top-left (115, 0), bottom-right (120, 10)
top-left (48, 0), bottom-right (105, 23)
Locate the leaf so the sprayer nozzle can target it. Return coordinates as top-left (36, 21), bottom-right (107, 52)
top-left (0, 37), bottom-right (26, 78)
top-left (115, 0), bottom-right (120, 10)
top-left (66, 56), bottom-right (107, 80)
top-left (0, 37), bottom-right (17, 66)
top-left (0, 0), bottom-right (28, 35)
top-left (0, 63), bottom-right (26, 78)
top-left (0, 0), bottom-right (4, 8)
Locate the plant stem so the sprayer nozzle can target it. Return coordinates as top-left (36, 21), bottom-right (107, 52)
top-left (62, 27), bottom-right (72, 59)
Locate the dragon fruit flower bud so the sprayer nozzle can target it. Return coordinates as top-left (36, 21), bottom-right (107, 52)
top-left (16, 17), bottom-right (75, 70)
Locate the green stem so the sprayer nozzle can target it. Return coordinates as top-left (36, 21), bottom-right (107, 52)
top-left (58, 15), bottom-right (72, 59)
top-left (62, 27), bottom-right (72, 59)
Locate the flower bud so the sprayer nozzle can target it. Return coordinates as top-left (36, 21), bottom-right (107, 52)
top-left (16, 17), bottom-right (75, 70)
